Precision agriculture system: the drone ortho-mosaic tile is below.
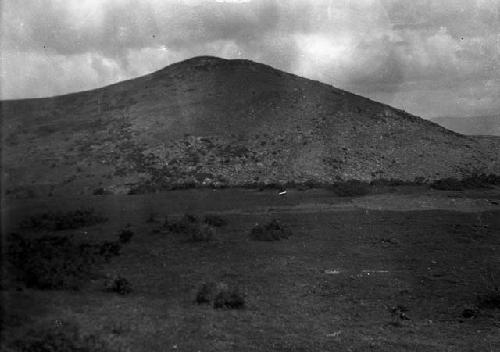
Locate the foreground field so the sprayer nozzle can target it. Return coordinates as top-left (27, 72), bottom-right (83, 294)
top-left (2, 188), bottom-right (500, 351)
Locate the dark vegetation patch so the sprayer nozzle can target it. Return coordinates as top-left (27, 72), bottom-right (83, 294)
top-left (203, 214), bottom-right (228, 227)
top-left (118, 229), bottom-right (134, 244)
top-left (19, 208), bottom-right (107, 231)
top-left (214, 289), bottom-right (245, 309)
top-left (431, 174), bottom-right (500, 191)
top-left (196, 282), bottom-right (245, 309)
top-left (250, 219), bottom-right (292, 241)
top-left (7, 233), bottom-right (122, 290)
top-left (370, 177), bottom-right (427, 186)
top-left (164, 214), bottom-right (215, 242)
top-left (477, 292), bottom-right (500, 310)
top-left (476, 267), bottom-right (500, 310)
top-left (7, 321), bottom-right (112, 352)
top-left (104, 276), bottom-right (132, 295)
top-left (326, 180), bottom-right (371, 197)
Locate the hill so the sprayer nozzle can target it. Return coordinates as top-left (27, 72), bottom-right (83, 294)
top-left (431, 115), bottom-right (500, 136)
top-left (2, 56), bottom-right (500, 197)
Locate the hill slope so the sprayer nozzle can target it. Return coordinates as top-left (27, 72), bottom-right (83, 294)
top-left (431, 115), bottom-right (500, 136)
top-left (2, 56), bottom-right (500, 197)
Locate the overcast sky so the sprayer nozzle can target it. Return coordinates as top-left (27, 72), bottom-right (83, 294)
top-left (1, 0), bottom-right (499, 118)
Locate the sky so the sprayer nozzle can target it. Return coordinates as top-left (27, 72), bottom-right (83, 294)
top-left (1, 0), bottom-right (499, 119)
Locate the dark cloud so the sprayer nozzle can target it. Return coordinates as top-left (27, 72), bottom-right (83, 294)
top-left (1, 0), bottom-right (499, 119)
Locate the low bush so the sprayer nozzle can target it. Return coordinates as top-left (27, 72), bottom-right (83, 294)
top-left (213, 290), bottom-right (245, 309)
top-left (431, 177), bottom-right (464, 191)
top-left (327, 180), bottom-right (371, 197)
top-left (431, 174), bottom-right (500, 191)
top-left (7, 233), bottom-right (122, 290)
top-left (165, 214), bottom-right (215, 242)
top-left (118, 229), bottom-right (134, 244)
top-left (196, 282), bottom-right (217, 304)
top-left (477, 292), bottom-right (500, 310)
top-left (203, 214), bottom-right (227, 227)
top-left (19, 208), bottom-right (107, 231)
top-left (195, 282), bottom-right (245, 309)
top-left (8, 321), bottom-right (111, 352)
top-left (146, 212), bottom-right (158, 223)
top-left (477, 266), bottom-right (500, 310)
top-left (104, 276), bottom-right (132, 295)
top-left (97, 241), bottom-right (122, 262)
top-left (7, 234), bottom-right (97, 290)
top-left (164, 214), bottom-right (198, 233)
top-left (190, 224), bottom-right (215, 242)
top-left (250, 219), bottom-right (292, 241)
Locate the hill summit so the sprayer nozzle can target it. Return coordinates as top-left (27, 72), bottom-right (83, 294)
top-left (2, 56), bottom-right (500, 196)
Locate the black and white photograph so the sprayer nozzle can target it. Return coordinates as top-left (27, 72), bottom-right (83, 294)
top-left (1, 0), bottom-right (499, 350)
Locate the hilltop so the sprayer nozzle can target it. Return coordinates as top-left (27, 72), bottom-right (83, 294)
top-left (2, 56), bottom-right (500, 197)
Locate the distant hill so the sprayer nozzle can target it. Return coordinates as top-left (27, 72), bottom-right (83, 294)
top-left (2, 56), bottom-right (500, 197)
top-left (431, 115), bottom-right (500, 136)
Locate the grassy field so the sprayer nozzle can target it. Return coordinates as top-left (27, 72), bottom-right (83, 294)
top-left (2, 188), bottom-right (500, 351)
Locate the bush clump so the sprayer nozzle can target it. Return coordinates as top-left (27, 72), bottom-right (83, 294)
top-left (19, 208), bottom-right (107, 231)
top-left (250, 219), bottom-right (292, 241)
top-left (477, 292), bottom-right (500, 310)
top-left (97, 241), bottom-right (122, 262)
top-left (327, 180), bottom-right (371, 197)
top-left (195, 282), bottom-right (245, 309)
top-left (213, 290), bottom-right (245, 309)
top-left (8, 321), bottom-right (111, 352)
top-left (203, 214), bottom-right (228, 227)
top-left (431, 173), bottom-right (500, 191)
top-left (431, 177), bottom-right (465, 191)
top-left (476, 267), bottom-right (500, 310)
top-left (7, 233), bottom-right (122, 290)
top-left (104, 276), bottom-right (132, 295)
top-left (118, 229), bottom-right (134, 244)
top-left (196, 282), bottom-right (217, 304)
top-left (165, 214), bottom-right (215, 242)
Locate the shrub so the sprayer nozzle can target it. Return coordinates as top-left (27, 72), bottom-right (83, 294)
top-left (92, 187), bottom-right (110, 196)
top-left (97, 241), bottom-right (122, 262)
top-left (189, 223), bottom-right (215, 242)
top-left (8, 321), bottom-right (111, 352)
top-left (327, 180), bottom-right (371, 197)
top-left (7, 233), bottom-right (97, 290)
top-left (104, 276), bottom-right (132, 295)
top-left (164, 214), bottom-right (198, 233)
top-left (195, 282), bottom-right (245, 309)
top-left (431, 174), bottom-right (500, 191)
top-left (165, 214), bottom-right (215, 242)
top-left (203, 214), bottom-right (227, 227)
top-left (213, 289), bottom-right (245, 309)
top-left (146, 213), bottom-right (158, 223)
top-left (19, 208), bottom-right (107, 231)
top-left (477, 292), bottom-right (500, 310)
top-left (7, 233), bottom-right (122, 290)
top-left (196, 282), bottom-right (217, 304)
top-left (118, 229), bottom-right (134, 244)
top-left (431, 177), bottom-right (464, 191)
top-left (250, 219), bottom-right (292, 241)
top-left (477, 266), bottom-right (500, 310)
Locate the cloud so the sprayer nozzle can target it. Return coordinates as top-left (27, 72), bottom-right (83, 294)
top-left (1, 0), bottom-right (499, 119)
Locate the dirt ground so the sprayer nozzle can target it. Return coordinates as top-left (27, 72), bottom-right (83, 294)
top-left (2, 187), bottom-right (500, 351)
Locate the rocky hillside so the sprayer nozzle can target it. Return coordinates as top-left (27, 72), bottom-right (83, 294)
top-left (2, 56), bottom-right (500, 197)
